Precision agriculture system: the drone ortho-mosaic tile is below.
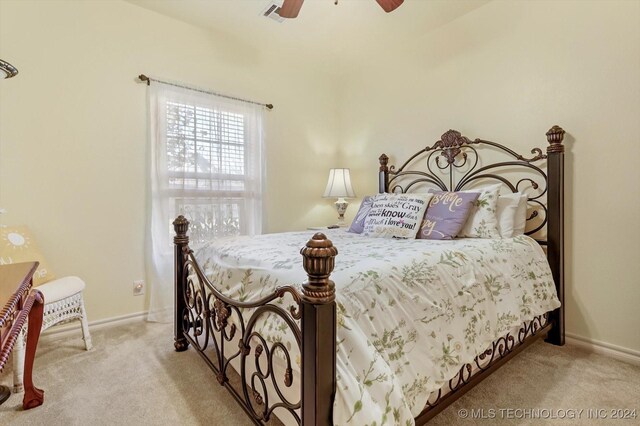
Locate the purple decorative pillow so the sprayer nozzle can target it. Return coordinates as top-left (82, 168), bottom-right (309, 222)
top-left (417, 191), bottom-right (480, 240)
top-left (348, 196), bottom-right (375, 234)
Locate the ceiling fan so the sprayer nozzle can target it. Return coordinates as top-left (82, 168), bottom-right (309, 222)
top-left (278, 0), bottom-right (404, 18)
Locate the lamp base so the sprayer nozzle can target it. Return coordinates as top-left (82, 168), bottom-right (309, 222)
top-left (335, 198), bottom-right (349, 227)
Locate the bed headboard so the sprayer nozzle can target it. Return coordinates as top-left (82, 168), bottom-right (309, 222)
top-left (378, 126), bottom-right (566, 345)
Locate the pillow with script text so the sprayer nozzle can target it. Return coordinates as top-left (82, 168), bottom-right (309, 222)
top-left (417, 191), bottom-right (480, 240)
top-left (363, 193), bottom-right (432, 239)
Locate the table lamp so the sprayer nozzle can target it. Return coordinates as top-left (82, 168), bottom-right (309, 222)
top-left (323, 168), bottom-right (356, 226)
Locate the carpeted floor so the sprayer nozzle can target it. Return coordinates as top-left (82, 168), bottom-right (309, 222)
top-left (0, 322), bottom-right (638, 426)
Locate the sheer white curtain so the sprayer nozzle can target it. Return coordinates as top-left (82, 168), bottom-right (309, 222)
top-left (146, 82), bottom-right (264, 322)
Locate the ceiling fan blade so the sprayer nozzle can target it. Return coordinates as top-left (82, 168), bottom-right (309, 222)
top-left (375, 0), bottom-right (404, 13)
top-left (278, 0), bottom-right (304, 18)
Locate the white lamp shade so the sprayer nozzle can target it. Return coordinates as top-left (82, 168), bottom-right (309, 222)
top-left (323, 168), bottom-right (356, 198)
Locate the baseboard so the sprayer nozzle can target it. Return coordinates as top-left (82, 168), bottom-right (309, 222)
top-left (565, 333), bottom-right (640, 366)
top-left (40, 311), bottom-right (148, 344)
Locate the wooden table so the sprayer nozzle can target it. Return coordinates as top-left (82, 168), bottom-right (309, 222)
top-left (0, 262), bottom-right (45, 409)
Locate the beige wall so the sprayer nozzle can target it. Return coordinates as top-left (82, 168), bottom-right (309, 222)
top-left (0, 0), bottom-right (339, 321)
top-left (338, 0), bottom-right (640, 352)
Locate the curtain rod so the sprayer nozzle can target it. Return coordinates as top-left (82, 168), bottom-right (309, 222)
top-left (137, 74), bottom-right (273, 110)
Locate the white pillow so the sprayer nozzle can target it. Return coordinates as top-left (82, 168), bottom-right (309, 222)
top-left (363, 193), bottom-right (432, 239)
top-left (496, 193), bottom-right (522, 238)
top-left (512, 195), bottom-right (529, 236)
top-left (459, 184), bottom-right (501, 238)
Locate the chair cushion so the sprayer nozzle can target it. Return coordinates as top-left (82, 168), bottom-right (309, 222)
top-left (35, 276), bottom-right (85, 304)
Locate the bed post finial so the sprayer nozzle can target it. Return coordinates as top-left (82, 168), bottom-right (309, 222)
top-left (173, 215), bottom-right (190, 352)
top-left (173, 215), bottom-right (189, 243)
top-left (379, 153), bottom-right (389, 171)
top-left (300, 233), bottom-right (337, 425)
top-left (544, 125), bottom-right (565, 346)
top-left (300, 233), bottom-right (337, 303)
top-left (546, 125), bottom-right (565, 153)
top-left (379, 154), bottom-right (390, 193)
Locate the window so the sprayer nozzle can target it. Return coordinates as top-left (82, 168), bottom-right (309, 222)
top-left (151, 84), bottom-right (264, 247)
top-left (165, 101), bottom-right (249, 244)
top-left (147, 82), bottom-right (264, 322)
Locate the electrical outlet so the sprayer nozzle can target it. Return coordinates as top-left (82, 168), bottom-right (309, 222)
top-left (133, 280), bottom-right (145, 296)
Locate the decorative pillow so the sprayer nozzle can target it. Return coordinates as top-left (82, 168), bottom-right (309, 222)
top-left (363, 193), bottom-right (432, 239)
top-left (0, 225), bottom-right (55, 285)
top-left (496, 193), bottom-right (522, 238)
top-left (348, 196), bottom-right (375, 234)
top-left (459, 184), bottom-right (502, 238)
top-left (417, 191), bottom-right (480, 240)
top-left (512, 195), bottom-right (529, 236)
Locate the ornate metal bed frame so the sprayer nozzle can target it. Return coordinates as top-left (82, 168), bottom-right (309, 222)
top-left (172, 125), bottom-right (566, 425)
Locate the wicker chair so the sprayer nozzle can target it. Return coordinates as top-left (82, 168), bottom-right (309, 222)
top-left (12, 276), bottom-right (92, 392)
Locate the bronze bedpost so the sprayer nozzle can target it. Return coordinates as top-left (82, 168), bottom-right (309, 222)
top-left (379, 154), bottom-right (390, 193)
top-left (173, 215), bottom-right (190, 352)
top-left (300, 233), bottom-right (338, 426)
top-left (544, 125), bottom-right (565, 346)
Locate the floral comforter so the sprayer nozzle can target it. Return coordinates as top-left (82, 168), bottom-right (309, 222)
top-left (195, 230), bottom-right (560, 426)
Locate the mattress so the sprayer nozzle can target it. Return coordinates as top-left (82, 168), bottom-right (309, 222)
top-left (195, 229), bottom-right (560, 425)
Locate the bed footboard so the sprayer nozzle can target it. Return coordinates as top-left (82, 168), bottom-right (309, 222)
top-left (173, 218), bottom-right (337, 425)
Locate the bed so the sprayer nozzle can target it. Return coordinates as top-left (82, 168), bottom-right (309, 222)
top-left (171, 126), bottom-right (566, 425)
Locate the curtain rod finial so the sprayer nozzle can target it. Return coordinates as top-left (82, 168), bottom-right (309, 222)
top-left (138, 74), bottom-right (150, 85)
top-left (266, 104), bottom-right (274, 110)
